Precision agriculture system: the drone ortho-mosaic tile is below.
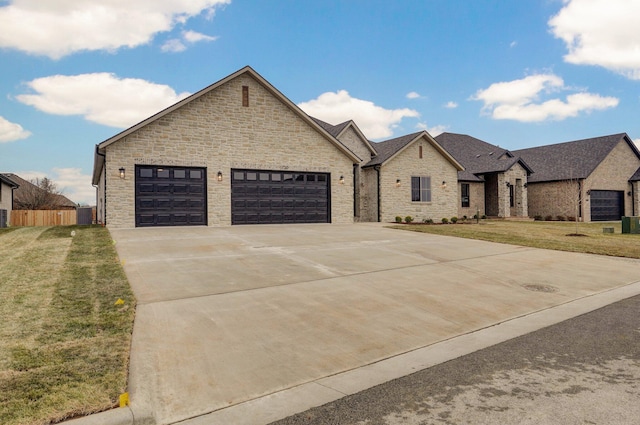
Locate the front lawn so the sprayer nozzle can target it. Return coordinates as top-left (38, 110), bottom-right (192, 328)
top-left (0, 226), bottom-right (135, 425)
top-left (393, 220), bottom-right (640, 259)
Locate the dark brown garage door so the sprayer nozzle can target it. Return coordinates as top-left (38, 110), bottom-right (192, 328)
top-left (135, 165), bottom-right (207, 227)
top-left (231, 169), bottom-right (330, 224)
top-left (590, 190), bottom-right (624, 221)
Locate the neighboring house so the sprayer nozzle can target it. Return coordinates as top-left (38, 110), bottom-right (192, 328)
top-left (0, 173), bottom-right (19, 227)
top-left (435, 133), bottom-right (532, 219)
top-left (92, 66), bottom-right (464, 228)
top-left (2, 173), bottom-right (77, 210)
top-left (514, 133), bottom-right (640, 222)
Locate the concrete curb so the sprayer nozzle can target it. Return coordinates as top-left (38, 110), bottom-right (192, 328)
top-left (60, 406), bottom-right (155, 425)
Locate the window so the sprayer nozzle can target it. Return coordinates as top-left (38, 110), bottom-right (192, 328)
top-left (174, 169), bottom-right (186, 179)
top-left (509, 184), bottom-right (514, 207)
top-left (461, 183), bottom-right (470, 208)
top-left (411, 176), bottom-right (431, 202)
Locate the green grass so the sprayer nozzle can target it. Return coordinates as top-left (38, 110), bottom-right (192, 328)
top-left (393, 220), bottom-right (640, 258)
top-left (0, 226), bottom-right (135, 425)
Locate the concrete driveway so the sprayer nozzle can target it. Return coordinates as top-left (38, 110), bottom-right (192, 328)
top-left (110, 223), bottom-right (640, 425)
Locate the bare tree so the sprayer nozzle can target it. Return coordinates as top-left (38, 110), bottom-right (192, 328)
top-left (14, 177), bottom-right (62, 210)
top-left (557, 169), bottom-right (583, 235)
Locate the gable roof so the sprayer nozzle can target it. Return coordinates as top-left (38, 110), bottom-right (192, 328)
top-left (435, 132), bottom-right (533, 182)
top-left (93, 66), bottom-right (361, 184)
top-left (311, 117), bottom-right (377, 159)
top-left (630, 167), bottom-right (640, 182)
top-left (365, 131), bottom-right (463, 170)
top-left (513, 133), bottom-right (638, 183)
top-left (0, 173), bottom-right (19, 189)
top-left (2, 173), bottom-right (77, 209)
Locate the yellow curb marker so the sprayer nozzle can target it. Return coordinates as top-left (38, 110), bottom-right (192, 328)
top-left (114, 298), bottom-right (125, 306)
top-left (119, 393), bottom-right (129, 407)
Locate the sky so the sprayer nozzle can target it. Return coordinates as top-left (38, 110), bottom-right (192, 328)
top-left (1, 0), bottom-right (640, 205)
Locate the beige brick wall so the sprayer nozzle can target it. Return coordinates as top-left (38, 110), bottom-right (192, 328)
top-left (360, 167), bottom-right (379, 222)
top-left (458, 181), bottom-right (485, 219)
top-left (504, 163), bottom-right (529, 217)
top-left (378, 138), bottom-right (459, 222)
top-left (103, 73), bottom-right (355, 228)
top-left (0, 182), bottom-right (13, 225)
top-left (584, 139), bottom-right (639, 220)
top-left (527, 180), bottom-right (581, 220)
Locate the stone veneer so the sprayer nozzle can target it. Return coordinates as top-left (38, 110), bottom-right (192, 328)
top-left (101, 73), bottom-right (356, 228)
top-left (458, 181), bottom-right (485, 219)
top-left (378, 136), bottom-right (459, 223)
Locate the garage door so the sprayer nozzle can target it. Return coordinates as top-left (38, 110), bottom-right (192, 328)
top-left (135, 165), bottom-right (207, 227)
top-left (590, 190), bottom-right (624, 221)
top-left (231, 169), bottom-right (330, 224)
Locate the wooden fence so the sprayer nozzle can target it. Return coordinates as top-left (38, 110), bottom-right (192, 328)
top-left (10, 210), bottom-right (77, 227)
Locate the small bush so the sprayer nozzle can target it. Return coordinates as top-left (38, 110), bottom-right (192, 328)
top-left (481, 215), bottom-right (487, 219)
top-left (557, 215), bottom-right (566, 221)
top-left (473, 214), bottom-right (479, 219)
top-left (405, 216), bottom-right (414, 223)
top-left (441, 217), bottom-right (449, 224)
top-left (451, 216), bottom-right (458, 224)
top-left (462, 215), bottom-right (468, 220)
top-left (395, 216), bottom-right (402, 223)
top-left (533, 215), bottom-right (543, 221)
top-left (423, 218), bottom-right (434, 224)
top-left (545, 215), bottom-right (553, 221)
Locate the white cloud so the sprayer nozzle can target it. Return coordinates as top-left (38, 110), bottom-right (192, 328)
top-left (162, 30), bottom-right (219, 53)
top-left (0, 116), bottom-right (31, 142)
top-left (406, 91), bottom-right (421, 99)
top-left (416, 122), bottom-right (447, 136)
top-left (0, 0), bottom-right (229, 59)
top-left (549, 0), bottom-right (640, 79)
top-left (444, 101), bottom-right (458, 109)
top-left (16, 73), bottom-right (191, 128)
top-left (16, 168), bottom-right (95, 205)
top-left (510, 41), bottom-right (518, 48)
top-left (298, 90), bottom-right (419, 139)
top-left (471, 74), bottom-right (618, 122)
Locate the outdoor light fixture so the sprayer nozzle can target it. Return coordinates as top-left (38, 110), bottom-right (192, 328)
top-left (441, 180), bottom-right (447, 189)
top-left (217, 171), bottom-right (223, 182)
top-left (396, 179), bottom-right (401, 187)
top-left (119, 167), bottom-right (125, 179)
top-left (523, 183), bottom-right (528, 188)
top-left (339, 175), bottom-right (345, 185)
top-left (506, 182), bottom-right (511, 187)
top-left (628, 191), bottom-right (632, 196)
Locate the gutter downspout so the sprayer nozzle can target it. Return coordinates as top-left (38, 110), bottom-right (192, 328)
top-left (375, 165), bottom-right (381, 222)
top-left (94, 145), bottom-right (106, 225)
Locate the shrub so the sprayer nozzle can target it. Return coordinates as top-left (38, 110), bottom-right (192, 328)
top-left (404, 216), bottom-right (414, 223)
top-left (395, 216), bottom-right (402, 223)
top-left (557, 215), bottom-right (566, 221)
top-left (545, 215), bottom-right (553, 221)
top-left (473, 213), bottom-right (479, 219)
top-left (441, 217), bottom-right (449, 224)
top-left (462, 215), bottom-right (468, 220)
top-left (450, 216), bottom-right (458, 223)
top-left (533, 215), bottom-right (543, 221)
top-left (481, 215), bottom-right (487, 219)
top-left (423, 218), bottom-right (434, 224)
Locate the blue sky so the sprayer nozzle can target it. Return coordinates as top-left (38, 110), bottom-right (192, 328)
top-left (1, 0), bottom-right (639, 204)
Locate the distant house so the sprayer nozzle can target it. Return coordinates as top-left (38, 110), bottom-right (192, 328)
top-left (514, 133), bottom-right (640, 221)
top-left (435, 133), bottom-right (532, 219)
top-left (0, 173), bottom-right (19, 227)
top-left (2, 173), bottom-right (77, 210)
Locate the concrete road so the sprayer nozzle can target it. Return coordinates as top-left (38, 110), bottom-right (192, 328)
top-left (271, 293), bottom-right (640, 425)
top-left (110, 223), bottom-right (640, 425)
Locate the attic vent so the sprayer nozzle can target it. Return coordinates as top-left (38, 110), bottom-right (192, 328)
top-left (242, 86), bottom-right (249, 107)
top-left (475, 154), bottom-right (481, 158)
top-left (489, 152), bottom-right (494, 156)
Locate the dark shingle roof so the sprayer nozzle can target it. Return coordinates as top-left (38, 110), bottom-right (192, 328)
top-left (513, 133), bottom-right (635, 183)
top-left (2, 173), bottom-right (77, 209)
top-left (365, 132), bottom-right (423, 167)
top-left (435, 133), bottom-right (531, 182)
top-left (0, 173), bottom-right (19, 188)
top-left (630, 167), bottom-right (640, 182)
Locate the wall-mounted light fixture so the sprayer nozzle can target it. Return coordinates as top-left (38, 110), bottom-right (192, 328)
top-left (628, 191), bottom-right (632, 196)
top-left (505, 182), bottom-right (511, 187)
top-left (339, 175), bottom-right (345, 185)
top-left (396, 179), bottom-right (401, 187)
top-left (441, 181), bottom-right (447, 189)
top-left (119, 167), bottom-right (125, 179)
top-left (523, 183), bottom-right (528, 188)
top-left (586, 190), bottom-right (591, 195)
top-left (217, 171), bottom-right (223, 182)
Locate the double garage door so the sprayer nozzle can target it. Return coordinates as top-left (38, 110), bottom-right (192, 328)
top-left (590, 190), bottom-right (624, 221)
top-left (231, 169), bottom-right (330, 224)
top-left (135, 166), bottom-right (330, 226)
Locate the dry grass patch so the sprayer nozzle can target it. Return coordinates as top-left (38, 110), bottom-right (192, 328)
top-left (0, 226), bottom-right (135, 425)
top-left (393, 220), bottom-right (640, 259)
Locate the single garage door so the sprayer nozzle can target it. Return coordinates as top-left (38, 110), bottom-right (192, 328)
top-left (231, 169), bottom-right (330, 224)
top-left (590, 190), bottom-right (624, 221)
top-left (135, 165), bottom-right (207, 227)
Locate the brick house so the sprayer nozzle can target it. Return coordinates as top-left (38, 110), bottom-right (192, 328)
top-left (92, 66), bottom-right (462, 227)
top-left (0, 173), bottom-right (19, 227)
top-left (435, 133), bottom-right (532, 219)
top-left (514, 133), bottom-right (640, 221)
